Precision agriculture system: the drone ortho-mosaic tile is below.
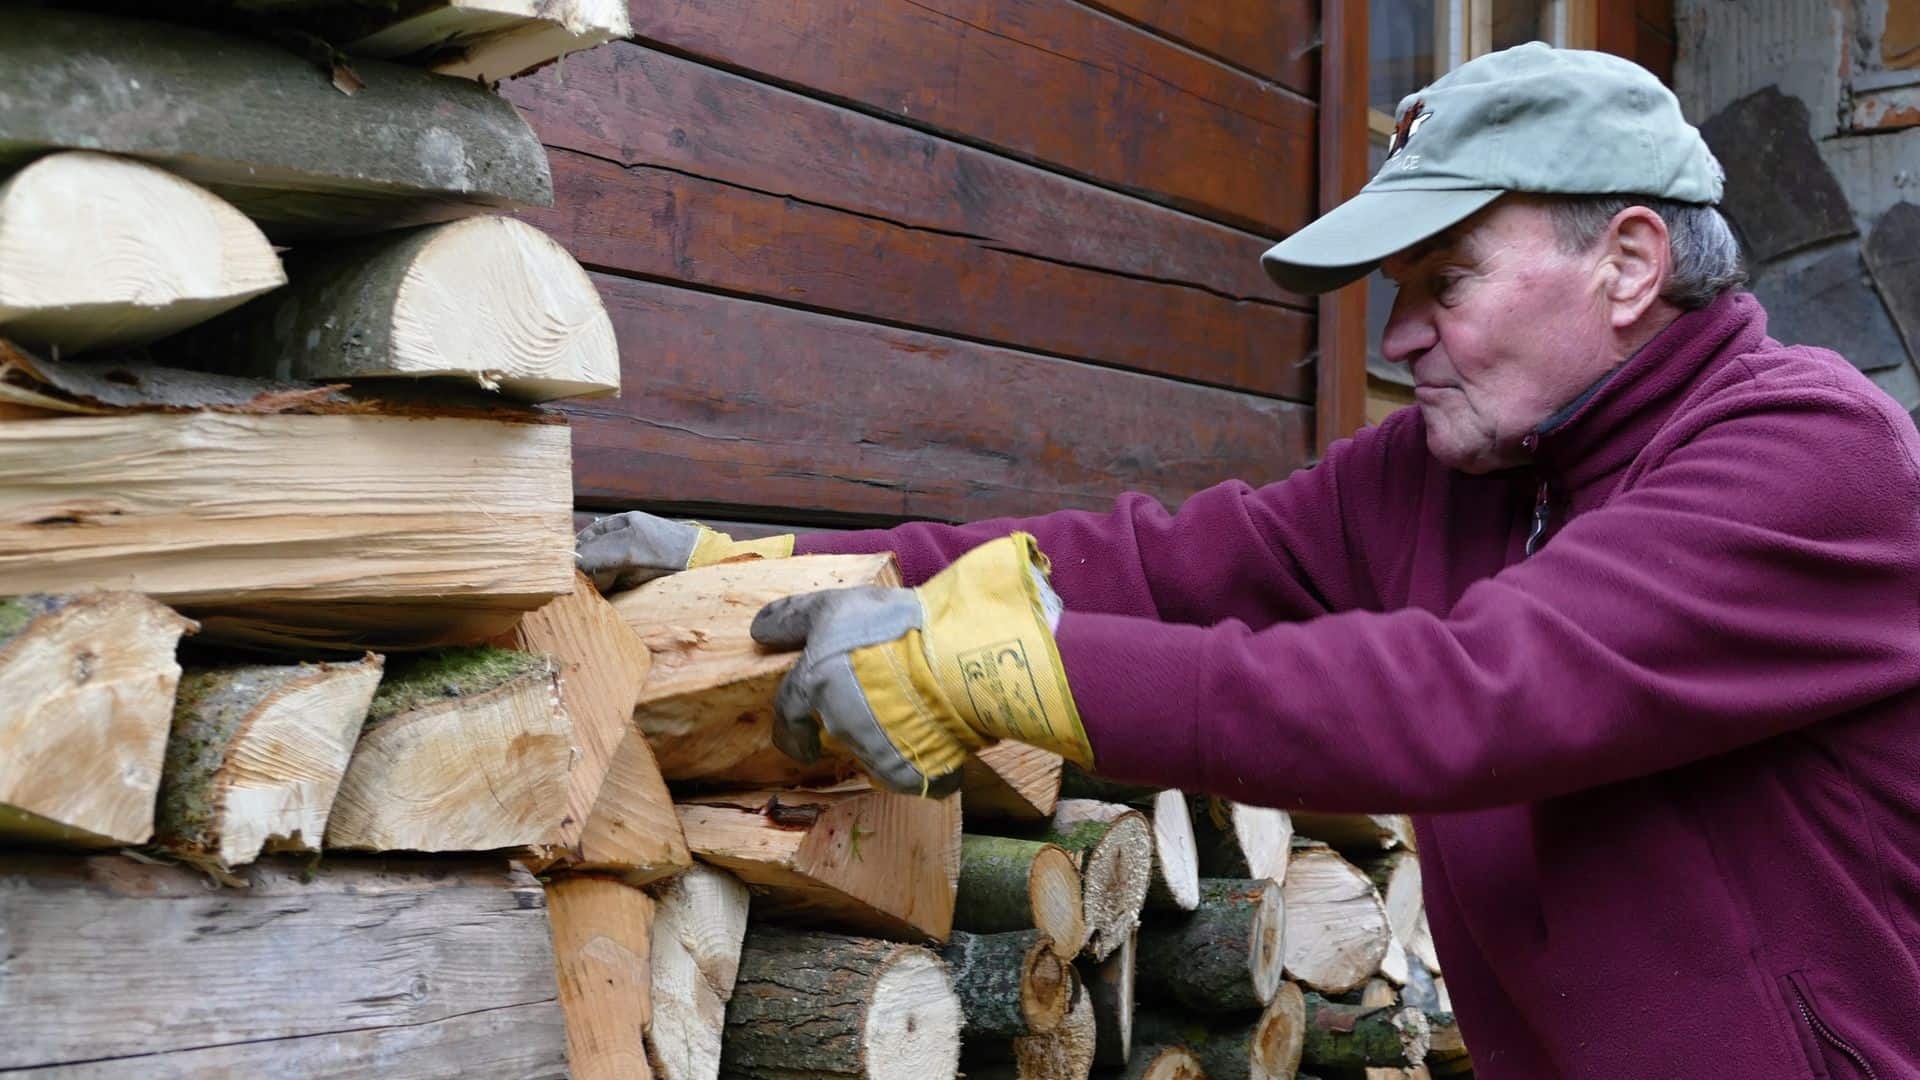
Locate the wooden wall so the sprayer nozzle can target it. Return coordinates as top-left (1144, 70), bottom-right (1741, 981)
top-left (502, 0), bottom-right (1325, 530)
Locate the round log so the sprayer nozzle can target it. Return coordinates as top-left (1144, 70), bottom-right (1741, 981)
top-left (1042, 801), bottom-right (1153, 960)
top-left (958, 835), bottom-right (1091, 958)
top-left (1300, 993), bottom-right (1431, 1070)
top-left (940, 929), bottom-right (1072, 1039)
top-left (1137, 877), bottom-right (1285, 1012)
top-left (1013, 976), bottom-right (1097, 1080)
top-left (1132, 981), bottom-right (1305, 1080)
top-left (723, 927), bottom-right (962, 1080)
top-left (1117, 1045), bottom-right (1206, 1080)
top-left (1282, 847), bottom-right (1391, 995)
top-left (1190, 797), bottom-right (1292, 883)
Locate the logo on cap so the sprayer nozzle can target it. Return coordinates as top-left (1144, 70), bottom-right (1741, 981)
top-left (1386, 100), bottom-right (1431, 160)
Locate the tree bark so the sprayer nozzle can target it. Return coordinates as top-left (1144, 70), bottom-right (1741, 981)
top-left (0, 592), bottom-right (194, 846)
top-left (1137, 878), bottom-right (1286, 1012)
top-left (1283, 846), bottom-right (1391, 995)
top-left (546, 874), bottom-right (656, 1080)
top-left (677, 779), bottom-right (961, 942)
top-left (956, 834), bottom-right (1090, 958)
top-left (0, 8), bottom-right (552, 238)
top-left (1039, 801), bottom-right (1153, 960)
top-left (940, 929), bottom-right (1072, 1039)
top-left (177, 216), bottom-right (618, 402)
top-left (961, 742), bottom-right (1063, 822)
top-left (324, 646), bottom-right (573, 852)
top-left (723, 927), bottom-right (962, 1080)
top-left (614, 553), bottom-right (898, 786)
top-left (157, 654), bottom-right (384, 871)
top-left (964, 972), bottom-right (1097, 1080)
top-left (1300, 994), bottom-right (1431, 1070)
top-left (1131, 981), bottom-right (1305, 1080)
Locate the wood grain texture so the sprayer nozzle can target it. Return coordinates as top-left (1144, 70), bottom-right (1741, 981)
top-left (1316, 0), bottom-right (1371, 454)
top-left (0, 855), bottom-right (560, 1072)
top-left (546, 875), bottom-right (656, 1080)
top-left (526, 148), bottom-right (1310, 400)
top-left (960, 743), bottom-right (1064, 823)
top-left (1073, 0), bottom-right (1318, 86)
top-left (500, 42), bottom-right (1290, 308)
top-left (567, 276), bottom-right (1313, 524)
top-left (618, 0), bottom-right (1315, 236)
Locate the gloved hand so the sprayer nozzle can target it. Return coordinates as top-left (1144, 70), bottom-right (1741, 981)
top-left (749, 532), bottom-right (1093, 796)
top-left (576, 511), bottom-right (794, 593)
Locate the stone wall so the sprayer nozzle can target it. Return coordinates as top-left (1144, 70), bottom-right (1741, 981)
top-left (1676, 0), bottom-right (1920, 419)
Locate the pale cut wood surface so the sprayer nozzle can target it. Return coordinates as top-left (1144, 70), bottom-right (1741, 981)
top-left (677, 779), bottom-right (961, 942)
top-left (1291, 812), bottom-right (1415, 853)
top-left (0, 152), bottom-right (283, 353)
top-left (183, 215), bottom-right (618, 402)
top-left (325, 653), bottom-right (573, 852)
top-left (157, 655), bottom-right (385, 870)
top-left (0, 855), bottom-right (561, 1072)
top-left (505, 571), bottom-right (688, 882)
top-left (1283, 847), bottom-right (1392, 995)
top-left (343, 0), bottom-right (632, 82)
top-left (648, 864), bottom-right (750, 1080)
top-left (1045, 800), bottom-right (1152, 960)
top-left (1192, 797), bottom-right (1293, 883)
top-left (0, 593), bottom-right (193, 846)
top-left (0, 8), bottom-right (552, 238)
top-left (546, 874), bottom-right (656, 1080)
top-left (615, 553), bottom-right (899, 786)
top-left (0, 411), bottom-right (574, 650)
top-left (1087, 925), bottom-right (1136, 1067)
top-left (960, 742), bottom-right (1063, 822)
top-left (955, 834), bottom-right (1089, 959)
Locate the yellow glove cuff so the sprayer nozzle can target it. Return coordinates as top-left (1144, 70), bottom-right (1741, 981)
top-left (916, 533), bottom-right (1092, 768)
top-left (688, 528), bottom-right (796, 569)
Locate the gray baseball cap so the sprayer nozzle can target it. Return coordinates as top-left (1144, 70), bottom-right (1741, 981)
top-left (1262, 42), bottom-right (1724, 294)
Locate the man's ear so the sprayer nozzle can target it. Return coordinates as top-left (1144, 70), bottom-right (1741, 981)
top-left (1601, 206), bottom-right (1670, 328)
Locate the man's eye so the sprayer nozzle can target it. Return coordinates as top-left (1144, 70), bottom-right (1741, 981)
top-left (1432, 272), bottom-right (1466, 303)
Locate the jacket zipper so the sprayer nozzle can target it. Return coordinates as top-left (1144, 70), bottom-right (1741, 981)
top-left (1791, 981), bottom-right (1879, 1080)
top-left (1521, 433), bottom-right (1551, 557)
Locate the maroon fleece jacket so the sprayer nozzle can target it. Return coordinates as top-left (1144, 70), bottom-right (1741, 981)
top-left (800, 291), bottom-right (1920, 1076)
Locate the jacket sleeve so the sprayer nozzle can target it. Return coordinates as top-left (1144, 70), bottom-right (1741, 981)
top-left (1067, 383), bottom-right (1920, 812)
top-left (798, 414), bottom-right (1423, 629)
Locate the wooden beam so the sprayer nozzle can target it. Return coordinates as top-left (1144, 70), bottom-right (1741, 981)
top-left (0, 593), bottom-right (194, 847)
top-left (0, 8), bottom-right (552, 239)
top-left (1, 855), bottom-right (563, 1072)
top-left (614, 553), bottom-right (899, 787)
top-left (0, 152), bottom-right (283, 353)
top-left (0, 408), bottom-right (574, 651)
top-left (179, 216), bottom-right (618, 402)
top-left (677, 780), bottom-right (962, 942)
top-left (1317, 0), bottom-right (1372, 453)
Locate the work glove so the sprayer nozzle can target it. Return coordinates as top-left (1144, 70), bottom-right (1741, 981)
top-left (576, 511), bottom-right (794, 593)
top-left (750, 532), bottom-right (1093, 796)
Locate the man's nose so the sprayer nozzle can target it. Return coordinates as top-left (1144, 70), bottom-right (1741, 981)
top-left (1380, 287), bottom-right (1436, 367)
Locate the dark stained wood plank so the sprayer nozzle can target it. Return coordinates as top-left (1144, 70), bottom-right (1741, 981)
top-left (500, 42), bottom-right (1291, 308)
top-left (1316, 0), bottom-right (1370, 453)
top-left (1072, 0), bottom-right (1319, 87)
top-left (565, 274), bottom-right (1313, 524)
top-left (620, 0), bottom-right (1317, 237)
top-left (522, 148), bottom-right (1313, 401)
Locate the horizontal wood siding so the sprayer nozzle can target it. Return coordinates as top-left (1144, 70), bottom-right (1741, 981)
top-left (506, 0), bottom-right (1322, 527)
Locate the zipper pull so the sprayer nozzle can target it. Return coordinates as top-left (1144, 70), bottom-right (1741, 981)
top-left (1526, 479), bottom-right (1551, 557)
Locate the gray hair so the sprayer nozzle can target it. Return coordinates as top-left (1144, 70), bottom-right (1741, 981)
top-left (1543, 196), bottom-right (1747, 310)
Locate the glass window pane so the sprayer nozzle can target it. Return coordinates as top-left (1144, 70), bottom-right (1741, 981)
top-left (1492, 0), bottom-right (1547, 52)
top-left (1371, 0), bottom-right (1438, 115)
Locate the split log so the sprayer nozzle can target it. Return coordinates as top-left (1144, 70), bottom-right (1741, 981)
top-left (648, 863), bottom-right (751, 1080)
top-left (962, 742), bottom-right (1063, 822)
top-left (0, 151), bottom-right (283, 353)
top-left (1282, 846), bottom-right (1392, 995)
top-left (155, 654), bottom-right (385, 871)
top-left (1086, 926), bottom-right (1136, 1067)
top-left (965, 972), bottom-right (1098, 1080)
top-left (1043, 800), bottom-right (1154, 960)
top-left (1052, 779), bottom-right (1198, 912)
top-left (0, 408), bottom-right (575, 650)
top-left (676, 779), bottom-right (961, 942)
top-left (722, 927), bottom-right (963, 1080)
top-left (1301, 994), bottom-right (1430, 1070)
top-left (0, 854), bottom-right (564, 1073)
top-left (614, 553), bottom-right (899, 786)
top-left (1131, 981), bottom-right (1306, 1080)
top-left (957, 834), bottom-right (1091, 958)
top-left (0, 8), bottom-right (553, 238)
top-left (256, 0), bottom-right (631, 83)
top-left (547, 874), bottom-right (656, 1080)
top-left (1191, 796), bottom-right (1293, 883)
top-left (1290, 812), bottom-right (1415, 853)
top-left (501, 571), bottom-right (689, 883)
top-left (940, 929), bottom-right (1072, 1039)
top-left (1111, 1045), bottom-right (1206, 1080)
top-left (324, 647), bottom-right (573, 852)
top-left (1423, 1012), bottom-right (1471, 1076)
top-left (180, 216), bottom-right (618, 402)
top-left (1360, 979), bottom-right (1434, 1080)
top-left (1409, 908), bottom-right (1442, 976)
top-left (0, 592), bottom-right (194, 846)
top-left (1137, 878), bottom-right (1285, 1012)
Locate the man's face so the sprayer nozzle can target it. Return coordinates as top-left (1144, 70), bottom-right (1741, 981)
top-left (1380, 198), bottom-right (1616, 474)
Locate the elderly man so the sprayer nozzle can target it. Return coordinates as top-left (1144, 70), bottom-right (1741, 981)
top-left (579, 45), bottom-right (1920, 1076)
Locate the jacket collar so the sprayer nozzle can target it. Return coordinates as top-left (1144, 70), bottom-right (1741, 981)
top-left (1524, 290), bottom-right (1769, 502)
